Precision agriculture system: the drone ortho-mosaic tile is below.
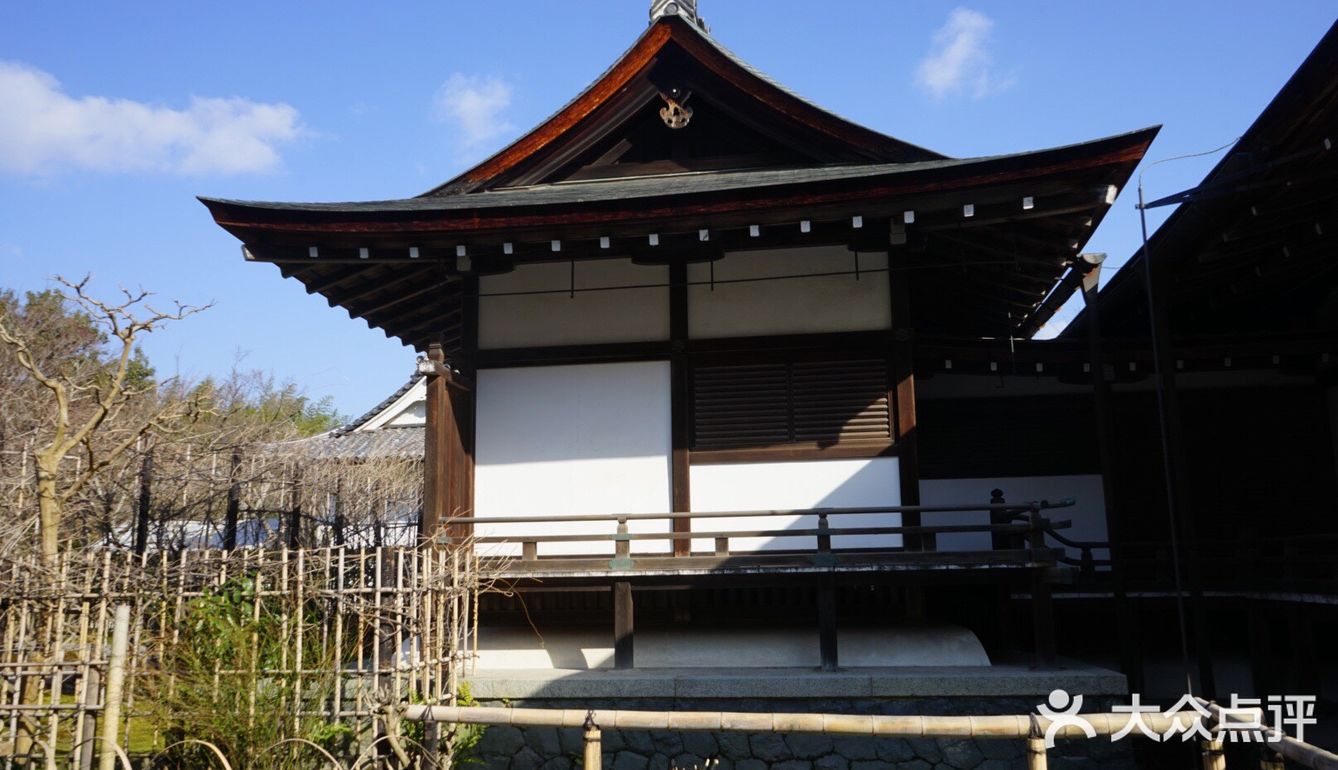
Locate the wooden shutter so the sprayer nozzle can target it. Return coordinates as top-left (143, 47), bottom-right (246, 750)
top-left (691, 357), bottom-right (892, 452)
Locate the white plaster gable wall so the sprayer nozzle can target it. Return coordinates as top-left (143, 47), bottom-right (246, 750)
top-left (478, 258), bottom-right (670, 349)
top-left (688, 457), bottom-right (902, 551)
top-left (687, 246), bottom-right (891, 339)
top-left (473, 361), bottom-right (673, 556)
top-left (356, 378), bottom-right (427, 431)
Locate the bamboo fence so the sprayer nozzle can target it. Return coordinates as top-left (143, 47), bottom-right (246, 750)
top-left (0, 545), bottom-right (481, 770)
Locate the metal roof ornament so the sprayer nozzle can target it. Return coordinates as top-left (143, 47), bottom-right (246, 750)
top-left (658, 88), bottom-right (693, 129)
top-left (650, 0), bottom-right (707, 31)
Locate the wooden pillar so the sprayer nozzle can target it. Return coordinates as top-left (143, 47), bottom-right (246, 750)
top-left (133, 448), bottom-right (153, 555)
top-left (1325, 377), bottom-right (1338, 499)
top-left (223, 449), bottom-right (241, 550)
top-left (817, 575), bottom-right (839, 671)
top-left (331, 480), bottom-right (345, 547)
top-left (1141, 216), bottom-right (1215, 697)
top-left (613, 581), bottom-right (634, 669)
top-left (886, 238), bottom-right (924, 550)
top-left (421, 342), bottom-right (450, 542)
top-left (287, 467), bottom-right (302, 550)
top-left (1029, 505), bottom-right (1057, 669)
top-left (1080, 268), bottom-right (1142, 693)
top-left (669, 260), bottom-right (691, 555)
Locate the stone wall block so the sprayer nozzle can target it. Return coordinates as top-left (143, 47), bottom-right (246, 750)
top-left (527, 727), bottom-right (562, 756)
top-left (624, 731), bottom-right (656, 754)
top-left (717, 733), bottom-right (752, 760)
top-left (612, 751), bottom-right (650, 770)
top-left (831, 737), bottom-right (877, 761)
top-left (976, 740), bottom-right (1020, 761)
top-left (749, 734), bottom-right (791, 762)
top-left (682, 731), bottom-right (719, 758)
top-left (908, 739), bottom-right (941, 763)
top-left (478, 725), bottom-right (527, 756)
top-left (938, 740), bottom-right (983, 769)
top-left (785, 734), bottom-right (834, 760)
top-left (652, 730), bottom-right (685, 756)
top-left (872, 739), bottom-right (915, 763)
top-left (512, 747), bottom-right (545, 770)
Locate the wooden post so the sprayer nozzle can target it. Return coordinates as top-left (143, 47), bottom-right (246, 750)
top-left (1139, 195), bottom-right (1215, 697)
top-left (613, 581), bottom-right (634, 670)
top-left (887, 245), bottom-right (923, 551)
top-left (669, 259), bottom-right (691, 556)
top-left (422, 343), bottom-right (449, 541)
top-left (223, 449), bottom-right (241, 550)
top-left (817, 574), bottom-right (839, 672)
top-left (1029, 505), bottom-right (1057, 669)
top-left (583, 713), bottom-right (602, 770)
top-left (1080, 268), bottom-right (1143, 693)
top-left (287, 467), bottom-right (303, 550)
top-left (133, 448), bottom-right (153, 555)
top-left (332, 479), bottom-right (346, 546)
top-left (98, 605), bottom-right (131, 770)
top-left (77, 667), bottom-right (101, 770)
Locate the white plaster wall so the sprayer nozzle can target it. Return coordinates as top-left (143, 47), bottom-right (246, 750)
top-left (688, 457), bottom-right (901, 552)
top-left (474, 625), bottom-right (989, 669)
top-left (920, 474), bottom-right (1110, 562)
top-left (687, 246), bottom-right (891, 339)
top-left (478, 259), bottom-right (669, 349)
top-left (473, 362), bottom-right (673, 556)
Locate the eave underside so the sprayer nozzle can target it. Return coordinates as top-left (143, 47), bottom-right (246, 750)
top-left (205, 130), bottom-right (1156, 353)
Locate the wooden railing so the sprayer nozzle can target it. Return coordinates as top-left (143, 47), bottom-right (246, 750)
top-left (438, 499), bottom-right (1076, 669)
top-left (1041, 531), bottom-right (1338, 595)
top-left (438, 499), bottom-right (1076, 573)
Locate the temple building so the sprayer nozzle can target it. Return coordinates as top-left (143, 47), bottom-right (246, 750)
top-left (202, 0), bottom-right (1154, 683)
top-left (185, 8), bottom-right (1338, 768)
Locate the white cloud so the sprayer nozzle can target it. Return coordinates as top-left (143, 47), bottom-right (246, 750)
top-left (434, 73), bottom-right (515, 154)
top-left (914, 8), bottom-right (1016, 100)
top-left (0, 61), bottom-right (303, 177)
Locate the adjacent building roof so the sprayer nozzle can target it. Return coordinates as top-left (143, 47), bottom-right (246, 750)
top-left (1064, 20), bottom-right (1338, 344)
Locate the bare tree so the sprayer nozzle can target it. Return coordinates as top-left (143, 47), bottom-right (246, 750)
top-left (0, 276), bottom-right (209, 566)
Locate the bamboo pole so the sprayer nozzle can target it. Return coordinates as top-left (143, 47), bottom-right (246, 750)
top-left (583, 716), bottom-right (602, 770)
top-left (1026, 737), bottom-right (1048, 770)
top-left (96, 606), bottom-right (130, 770)
top-left (397, 705), bottom-right (1209, 738)
top-left (1201, 737), bottom-right (1226, 770)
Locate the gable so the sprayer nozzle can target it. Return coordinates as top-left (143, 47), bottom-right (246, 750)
top-left (424, 16), bottom-right (943, 195)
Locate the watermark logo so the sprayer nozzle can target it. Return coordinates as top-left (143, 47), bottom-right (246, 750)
top-left (1036, 691), bottom-right (1316, 746)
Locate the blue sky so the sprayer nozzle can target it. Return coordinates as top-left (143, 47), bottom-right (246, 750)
top-left (1, 2), bottom-right (1333, 417)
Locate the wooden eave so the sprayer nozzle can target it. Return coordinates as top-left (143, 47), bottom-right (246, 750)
top-left (422, 15), bottom-right (944, 195)
top-left (201, 127), bottom-right (1156, 352)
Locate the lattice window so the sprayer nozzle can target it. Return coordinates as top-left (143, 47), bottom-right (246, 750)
top-left (690, 357), bottom-right (892, 451)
